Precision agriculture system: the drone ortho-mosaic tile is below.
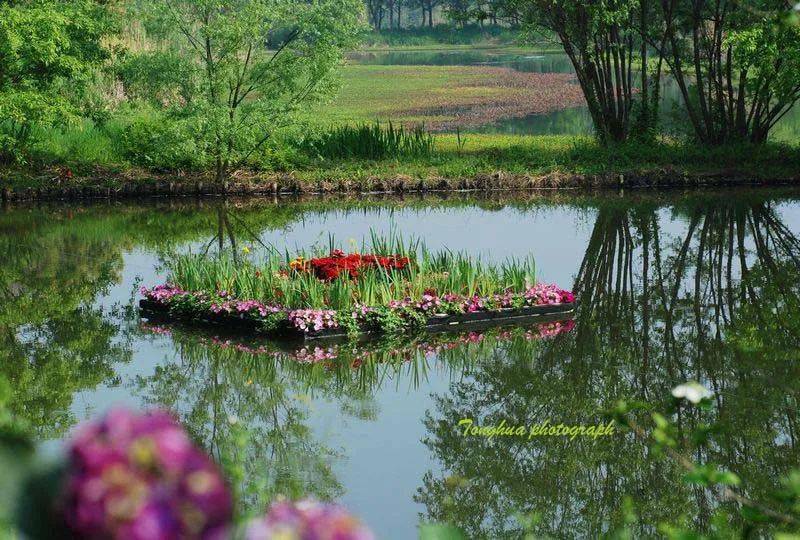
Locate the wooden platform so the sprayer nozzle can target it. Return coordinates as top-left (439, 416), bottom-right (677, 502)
top-left (139, 299), bottom-right (578, 341)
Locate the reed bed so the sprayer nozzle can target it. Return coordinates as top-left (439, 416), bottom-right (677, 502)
top-left (304, 122), bottom-right (435, 160)
top-left (167, 232), bottom-right (537, 312)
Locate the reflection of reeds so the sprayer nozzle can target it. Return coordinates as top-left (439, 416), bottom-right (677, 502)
top-left (141, 320), bottom-right (575, 391)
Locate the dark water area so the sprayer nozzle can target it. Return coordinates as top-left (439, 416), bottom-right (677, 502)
top-left (2, 189), bottom-right (800, 537)
top-left (349, 49), bottom-right (800, 141)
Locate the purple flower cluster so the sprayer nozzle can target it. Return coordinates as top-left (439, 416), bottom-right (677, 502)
top-left (463, 295), bottom-right (485, 313)
top-left (210, 299), bottom-right (283, 317)
top-left (62, 409), bottom-right (232, 540)
top-left (288, 309), bottom-right (340, 333)
top-left (416, 289), bottom-right (442, 312)
top-left (245, 498), bottom-right (374, 540)
top-left (523, 283), bottom-right (575, 306)
top-left (140, 284), bottom-right (187, 303)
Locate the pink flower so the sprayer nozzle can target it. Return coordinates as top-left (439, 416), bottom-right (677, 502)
top-left (463, 295), bottom-right (485, 313)
top-left (141, 284), bottom-right (187, 303)
top-left (62, 408), bottom-right (232, 539)
top-left (523, 283), bottom-right (575, 306)
top-left (288, 309), bottom-right (339, 333)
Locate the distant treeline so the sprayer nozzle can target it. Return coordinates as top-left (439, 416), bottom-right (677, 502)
top-left (364, 0), bottom-right (519, 30)
top-left (362, 23), bottom-right (523, 46)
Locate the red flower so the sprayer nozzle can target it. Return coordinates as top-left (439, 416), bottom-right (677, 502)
top-left (293, 251), bottom-right (412, 282)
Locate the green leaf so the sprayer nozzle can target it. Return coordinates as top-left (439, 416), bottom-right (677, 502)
top-left (419, 523), bottom-right (468, 540)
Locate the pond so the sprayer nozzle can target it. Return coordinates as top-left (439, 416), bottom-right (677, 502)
top-left (2, 189), bottom-right (800, 537)
top-left (348, 49), bottom-right (800, 141)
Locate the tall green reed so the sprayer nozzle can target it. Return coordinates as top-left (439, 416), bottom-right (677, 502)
top-left (167, 232), bottom-right (538, 310)
top-left (304, 122), bottom-right (434, 160)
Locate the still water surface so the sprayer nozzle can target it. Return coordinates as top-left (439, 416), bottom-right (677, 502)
top-left (2, 190), bottom-right (800, 538)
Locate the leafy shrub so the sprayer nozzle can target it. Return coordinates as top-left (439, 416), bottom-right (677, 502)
top-left (117, 111), bottom-right (209, 171)
top-left (115, 50), bottom-right (196, 106)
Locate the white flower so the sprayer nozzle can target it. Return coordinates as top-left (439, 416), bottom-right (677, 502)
top-left (795, 2), bottom-right (800, 11)
top-left (671, 381), bottom-right (712, 404)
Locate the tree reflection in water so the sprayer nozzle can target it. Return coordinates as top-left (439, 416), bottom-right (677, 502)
top-left (2, 193), bottom-right (800, 536)
top-left (135, 321), bottom-right (573, 512)
top-left (0, 208), bottom-right (131, 438)
top-left (416, 196), bottom-right (800, 538)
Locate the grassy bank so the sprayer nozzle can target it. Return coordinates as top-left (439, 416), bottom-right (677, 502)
top-left (3, 135), bottom-right (799, 198)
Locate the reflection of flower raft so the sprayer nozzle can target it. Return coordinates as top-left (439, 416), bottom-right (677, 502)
top-left (140, 282), bottom-right (577, 341)
top-left (208, 321), bottom-right (575, 366)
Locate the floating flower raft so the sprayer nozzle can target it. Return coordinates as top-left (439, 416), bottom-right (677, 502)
top-left (140, 281), bottom-right (577, 341)
top-left (140, 245), bottom-right (577, 340)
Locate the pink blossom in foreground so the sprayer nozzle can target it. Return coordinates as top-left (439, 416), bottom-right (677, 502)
top-left (245, 498), bottom-right (374, 540)
top-left (62, 408), bottom-right (232, 539)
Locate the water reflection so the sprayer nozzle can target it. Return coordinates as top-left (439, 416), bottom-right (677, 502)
top-left (417, 195), bottom-right (800, 537)
top-left (0, 208), bottom-right (131, 437)
top-left (0, 191), bottom-right (799, 537)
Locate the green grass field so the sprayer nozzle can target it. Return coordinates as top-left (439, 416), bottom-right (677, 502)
top-left (306, 64), bottom-right (583, 129)
top-left (8, 133), bottom-right (799, 191)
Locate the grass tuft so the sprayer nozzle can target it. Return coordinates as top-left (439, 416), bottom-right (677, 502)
top-left (303, 122), bottom-right (435, 160)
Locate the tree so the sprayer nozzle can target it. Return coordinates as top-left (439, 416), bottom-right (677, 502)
top-left (418, 0), bottom-right (439, 26)
top-left (651, 0), bottom-right (800, 144)
top-left (365, 0), bottom-right (386, 29)
top-left (509, 0), bottom-right (663, 143)
top-left (141, 0), bottom-right (363, 182)
top-left (0, 0), bottom-right (116, 163)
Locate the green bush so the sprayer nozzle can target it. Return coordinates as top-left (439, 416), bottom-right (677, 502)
top-left (117, 112), bottom-right (209, 171)
top-left (31, 121), bottom-right (120, 169)
top-left (115, 50), bottom-right (196, 105)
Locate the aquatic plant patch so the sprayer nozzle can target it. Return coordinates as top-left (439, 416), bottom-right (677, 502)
top-left (141, 273), bottom-right (575, 339)
top-left (141, 237), bottom-right (575, 338)
top-left (140, 281), bottom-right (574, 338)
top-left (306, 65), bottom-right (585, 130)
